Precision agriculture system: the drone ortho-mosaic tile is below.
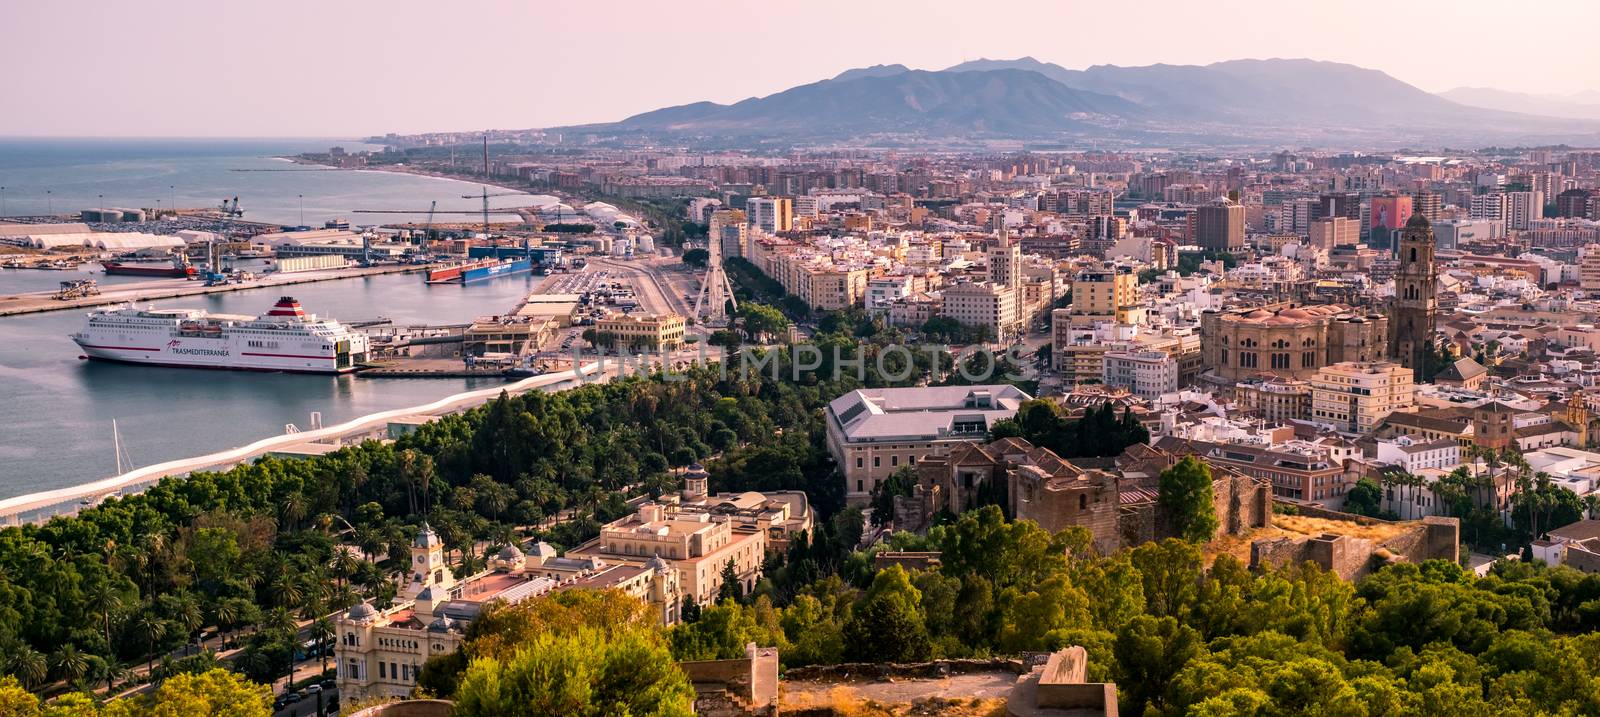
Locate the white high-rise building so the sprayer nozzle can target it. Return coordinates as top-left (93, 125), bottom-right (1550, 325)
top-left (747, 197), bottom-right (793, 233)
top-left (1505, 191), bottom-right (1545, 231)
top-left (1469, 193), bottom-right (1507, 222)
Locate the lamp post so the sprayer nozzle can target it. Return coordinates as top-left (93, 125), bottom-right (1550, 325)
top-left (45, 189), bottom-right (52, 215)
top-left (299, 194), bottom-right (305, 227)
top-left (1, 186), bottom-right (7, 217)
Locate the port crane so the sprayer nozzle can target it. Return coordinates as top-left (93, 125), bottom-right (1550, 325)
top-left (218, 196), bottom-right (243, 217)
top-left (422, 200), bottom-right (437, 241)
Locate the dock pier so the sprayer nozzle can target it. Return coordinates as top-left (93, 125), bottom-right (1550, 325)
top-left (0, 263), bottom-right (423, 317)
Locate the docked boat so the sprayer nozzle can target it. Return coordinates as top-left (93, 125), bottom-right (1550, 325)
top-left (102, 256), bottom-right (198, 279)
top-left (71, 296), bottom-right (370, 373)
top-left (425, 257), bottom-right (501, 283)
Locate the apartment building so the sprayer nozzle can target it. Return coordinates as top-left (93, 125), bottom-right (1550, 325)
top-left (1102, 349), bottom-right (1179, 399)
top-left (1311, 361), bottom-right (1416, 434)
top-left (1066, 265), bottom-right (1138, 326)
top-left (1234, 375), bottom-right (1312, 424)
top-left (747, 197), bottom-right (793, 233)
top-left (941, 281), bottom-right (1019, 342)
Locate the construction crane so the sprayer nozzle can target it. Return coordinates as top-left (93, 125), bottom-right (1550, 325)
top-left (423, 200), bottom-right (437, 241)
top-left (478, 136), bottom-right (489, 233)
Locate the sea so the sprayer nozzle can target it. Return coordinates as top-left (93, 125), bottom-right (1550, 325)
top-left (0, 138), bottom-right (556, 498)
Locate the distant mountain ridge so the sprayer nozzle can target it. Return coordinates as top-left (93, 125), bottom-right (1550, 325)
top-left (611, 68), bottom-right (1142, 137)
top-left (1439, 86), bottom-right (1600, 121)
top-left (560, 57), bottom-right (1600, 146)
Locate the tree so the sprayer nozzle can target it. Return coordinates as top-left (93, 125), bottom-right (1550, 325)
top-left (132, 609), bottom-right (168, 673)
top-left (1158, 456), bottom-right (1219, 543)
top-left (1113, 615), bottom-right (1204, 717)
top-left (681, 248), bottom-right (709, 268)
top-left (717, 560), bottom-right (743, 604)
top-left (869, 467), bottom-right (917, 528)
top-left (118, 668), bottom-right (273, 716)
top-left (50, 645), bottom-right (90, 686)
top-left (843, 565), bottom-right (932, 663)
top-left (452, 627), bottom-right (694, 717)
top-left (6, 648), bottom-right (47, 691)
top-left (1343, 477), bottom-right (1385, 518)
top-left (708, 329), bottom-right (742, 353)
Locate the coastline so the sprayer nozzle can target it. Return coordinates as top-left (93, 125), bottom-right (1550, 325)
top-left (283, 156), bottom-right (556, 201)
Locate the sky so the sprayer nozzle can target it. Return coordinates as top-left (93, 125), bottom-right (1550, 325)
top-left (3, 0), bottom-right (1598, 138)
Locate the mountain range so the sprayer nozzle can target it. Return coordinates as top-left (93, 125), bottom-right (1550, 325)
top-left (560, 57), bottom-right (1600, 148)
top-left (1439, 87), bottom-right (1600, 121)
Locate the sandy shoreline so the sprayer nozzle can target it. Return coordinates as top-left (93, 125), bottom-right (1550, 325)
top-left (283, 156), bottom-right (554, 200)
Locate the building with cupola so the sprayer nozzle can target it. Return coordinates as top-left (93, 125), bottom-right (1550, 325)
top-left (334, 522), bottom-right (682, 701)
top-left (334, 469), bottom-right (810, 701)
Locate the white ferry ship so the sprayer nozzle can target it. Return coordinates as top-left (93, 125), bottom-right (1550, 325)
top-left (71, 296), bottom-right (370, 373)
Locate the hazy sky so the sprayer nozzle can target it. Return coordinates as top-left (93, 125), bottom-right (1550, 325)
top-left (3, 0), bottom-right (1597, 138)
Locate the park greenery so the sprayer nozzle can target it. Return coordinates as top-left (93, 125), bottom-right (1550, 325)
top-left (0, 364), bottom-right (851, 703)
top-left (654, 503), bottom-right (1600, 716)
top-left (989, 398), bottom-right (1151, 460)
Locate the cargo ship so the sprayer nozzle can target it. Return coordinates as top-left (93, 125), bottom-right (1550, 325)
top-left (102, 257), bottom-right (198, 279)
top-left (71, 296), bottom-right (369, 373)
top-left (426, 257), bottom-right (532, 284)
top-left (425, 257), bottom-right (501, 283)
top-left (461, 258), bottom-right (532, 283)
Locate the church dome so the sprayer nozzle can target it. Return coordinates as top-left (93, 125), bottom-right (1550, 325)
top-left (346, 602), bottom-right (376, 621)
top-left (1405, 213), bottom-right (1431, 229)
top-left (427, 615), bottom-right (456, 633)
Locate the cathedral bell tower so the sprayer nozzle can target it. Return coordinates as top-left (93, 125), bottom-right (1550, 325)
top-left (1390, 214), bottom-right (1438, 375)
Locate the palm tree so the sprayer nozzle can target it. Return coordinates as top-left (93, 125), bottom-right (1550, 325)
top-left (280, 492), bottom-right (309, 532)
top-left (309, 617), bottom-right (335, 676)
top-left (171, 593), bottom-right (203, 655)
top-left (274, 571), bottom-right (305, 613)
top-left (214, 599), bottom-right (240, 649)
top-left (8, 646), bottom-right (47, 690)
top-left (50, 645), bottom-right (89, 686)
top-left (89, 581), bottom-right (124, 659)
top-left (266, 608), bottom-right (299, 689)
top-left (132, 610), bottom-right (167, 673)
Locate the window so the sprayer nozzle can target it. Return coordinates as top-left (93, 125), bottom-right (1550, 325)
top-left (1079, 494), bottom-right (1088, 510)
top-left (856, 457), bottom-right (863, 468)
top-left (873, 456), bottom-right (880, 468)
top-left (379, 662), bottom-right (386, 679)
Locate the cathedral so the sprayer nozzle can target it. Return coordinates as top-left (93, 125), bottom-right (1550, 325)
top-left (1390, 213), bottom-right (1438, 374)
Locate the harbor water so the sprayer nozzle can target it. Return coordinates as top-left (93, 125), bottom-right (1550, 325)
top-left (0, 139), bottom-right (560, 497)
top-left (0, 271), bottom-right (544, 497)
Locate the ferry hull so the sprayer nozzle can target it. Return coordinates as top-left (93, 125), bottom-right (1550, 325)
top-left (103, 262), bottom-right (197, 278)
top-left (80, 352), bottom-right (357, 374)
top-left (461, 258), bottom-right (532, 283)
top-left (74, 340), bottom-right (360, 374)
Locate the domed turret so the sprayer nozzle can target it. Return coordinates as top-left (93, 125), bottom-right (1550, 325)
top-left (427, 615), bottom-right (456, 633)
top-left (346, 602), bottom-right (376, 622)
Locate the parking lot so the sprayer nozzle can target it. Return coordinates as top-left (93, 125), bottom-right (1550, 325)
top-left (533, 267), bottom-right (647, 353)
